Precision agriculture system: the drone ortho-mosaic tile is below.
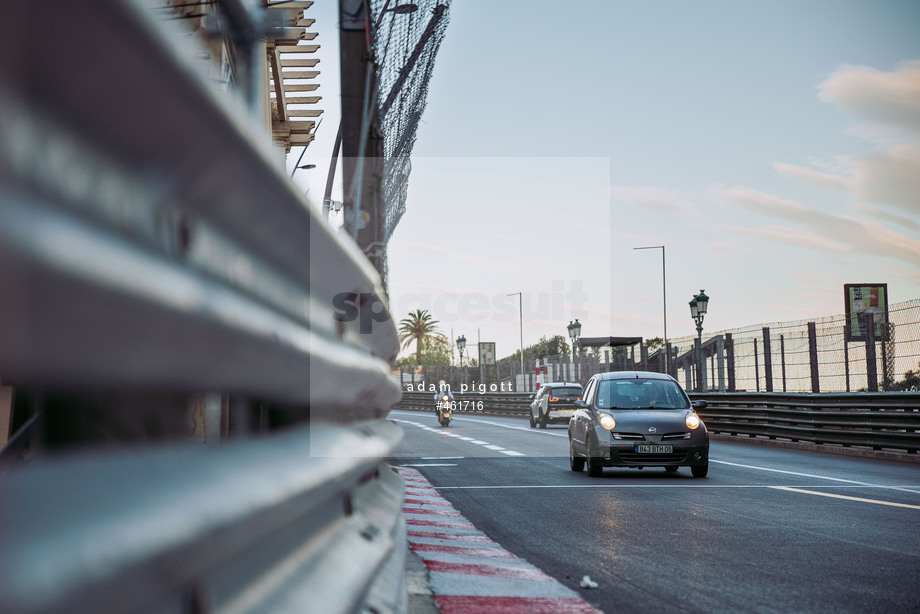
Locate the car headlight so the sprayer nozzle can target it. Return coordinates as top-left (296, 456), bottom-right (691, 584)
top-left (599, 413), bottom-right (616, 430)
top-left (686, 413), bottom-right (701, 429)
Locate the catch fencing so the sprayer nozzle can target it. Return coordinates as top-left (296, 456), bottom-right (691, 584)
top-left (396, 299), bottom-right (920, 394)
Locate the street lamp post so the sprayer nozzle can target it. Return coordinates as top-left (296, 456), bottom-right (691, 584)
top-left (634, 245), bottom-right (668, 375)
top-left (374, 1), bottom-right (419, 29)
top-left (456, 334), bottom-right (467, 389)
top-left (507, 292), bottom-right (524, 390)
top-left (567, 319), bottom-right (582, 380)
top-left (688, 290), bottom-right (709, 392)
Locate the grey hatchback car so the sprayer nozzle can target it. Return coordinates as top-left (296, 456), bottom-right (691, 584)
top-left (568, 371), bottom-right (709, 477)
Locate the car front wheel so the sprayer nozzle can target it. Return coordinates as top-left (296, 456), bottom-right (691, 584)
top-left (586, 435), bottom-right (603, 477)
top-left (691, 461), bottom-right (709, 478)
top-left (569, 438), bottom-right (585, 472)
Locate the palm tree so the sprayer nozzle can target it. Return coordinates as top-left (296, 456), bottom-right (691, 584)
top-left (398, 309), bottom-right (441, 365)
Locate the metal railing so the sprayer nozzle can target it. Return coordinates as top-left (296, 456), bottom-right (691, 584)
top-left (0, 421), bottom-right (407, 614)
top-left (393, 391), bottom-right (920, 455)
top-left (694, 392), bottom-right (920, 454)
top-left (0, 1), bottom-right (404, 612)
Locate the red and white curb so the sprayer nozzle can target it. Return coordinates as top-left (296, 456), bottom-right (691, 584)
top-left (394, 466), bottom-right (602, 614)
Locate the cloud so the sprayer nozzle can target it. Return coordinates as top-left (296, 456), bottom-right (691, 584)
top-left (850, 144), bottom-right (920, 215)
top-left (773, 162), bottom-right (851, 190)
top-left (722, 224), bottom-right (851, 253)
top-left (610, 186), bottom-right (692, 214)
top-left (707, 242), bottom-right (757, 257)
top-left (818, 60), bottom-right (920, 130)
top-left (849, 203), bottom-right (920, 233)
top-left (720, 187), bottom-right (920, 268)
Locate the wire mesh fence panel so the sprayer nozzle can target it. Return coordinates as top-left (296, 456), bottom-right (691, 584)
top-left (369, 0), bottom-right (452, 283)
top-left (394, 300), bottom-right (920, 394)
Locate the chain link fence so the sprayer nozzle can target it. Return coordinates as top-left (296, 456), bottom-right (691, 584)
top-left (395, 299), bottom-right (920, 393)
top-left (370, 0), bottom-right (451, 283)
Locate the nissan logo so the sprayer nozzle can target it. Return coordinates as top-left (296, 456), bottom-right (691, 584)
top-left (648, 427), bottom-right (657, 433)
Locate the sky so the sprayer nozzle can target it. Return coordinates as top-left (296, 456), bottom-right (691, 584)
top-left (291, 0), bottom-right (920, 362)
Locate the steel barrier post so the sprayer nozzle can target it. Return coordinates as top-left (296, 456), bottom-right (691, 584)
top-left (808, 322), bottom-right (820, 393)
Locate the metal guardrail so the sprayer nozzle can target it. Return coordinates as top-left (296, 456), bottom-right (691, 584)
top-left (0, 421), bottom-right (406, 614)
top-left (393, 391), bottom-right (533, 416)
top-left (693, 392), bottom-right (920, 454)
top-left (394, 391), bottom-right (920, 455)
top-left (0, 1), bottom-right (405, 612)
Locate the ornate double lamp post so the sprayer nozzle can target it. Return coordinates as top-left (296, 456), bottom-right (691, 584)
top-left (688, 290), bottom-right (709, 392)
top-left (456, 334), bottom-right (467, 388)
top-left (567, 319), bottom-right (582, 379)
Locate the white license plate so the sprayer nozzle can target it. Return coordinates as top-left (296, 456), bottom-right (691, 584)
top-left (635, 445), bottom-right (673, 453)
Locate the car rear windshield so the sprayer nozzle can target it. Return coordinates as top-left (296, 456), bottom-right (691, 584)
top-left (596, 379), bottom-right (689, 410)
top-left (552, 387), bottom-right (582, 398)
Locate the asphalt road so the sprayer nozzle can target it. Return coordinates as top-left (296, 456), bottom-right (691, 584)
top-left (387, 409), bottom-right (920, 614)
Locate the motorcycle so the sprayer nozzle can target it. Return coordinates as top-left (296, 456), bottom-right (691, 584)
top-left (436, 394), bottom-right (452, 427)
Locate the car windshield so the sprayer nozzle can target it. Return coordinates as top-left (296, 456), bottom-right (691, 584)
top-left (552, 387), bottom-right (582, 398)
top-left (596, 379), bottom-right (689, 410)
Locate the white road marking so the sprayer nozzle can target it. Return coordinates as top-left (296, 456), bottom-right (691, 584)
top-left (712, 459), bottom-right (920, 494)
top-left (390, 418), bottom-right (527, 458)
top-left (771, 486), bottom-right (920, 510)
top-left (456, 416), bottom-right (568, 437)
top-left (434, 484), bottom-right (920, 490)
top-left (401, 463), bottom-right (459, 467)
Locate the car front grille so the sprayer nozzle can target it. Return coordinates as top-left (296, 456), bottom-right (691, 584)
top-left (615, 432), bottom-right (690, 441)
top-left (617, 452), bottom-right (689, 464)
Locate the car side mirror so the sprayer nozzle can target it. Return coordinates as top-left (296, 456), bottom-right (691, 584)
top-left (692, 400), bottom-right (708, 410)
top-left (574, 400), bottom-right (587, 409)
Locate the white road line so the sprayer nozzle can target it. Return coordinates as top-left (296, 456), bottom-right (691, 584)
top-left (454, 416), bottom-right (569, 437)
top-left (434, 483), bottom-right (920, 490)
top-left (712, 459), bottom-right (920, 494)
top-left (391, 419), bottom-right (527, 458)
top-left (402, 463), bottom-right (459, 467)
top-left (389, 411), bottom-right (567, 437)
top-left (771, 486), bottom-right (920, 510)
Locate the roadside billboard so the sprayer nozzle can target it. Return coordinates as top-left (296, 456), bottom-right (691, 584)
top-left (479, 342), bottom-right (496, 365)
top-left (844, 283), bottom-right (889, 342)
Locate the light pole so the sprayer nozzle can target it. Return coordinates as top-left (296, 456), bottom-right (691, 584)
top-left (507, 292), bottom-right (524, 389)
top-left (634, 245), bottom-right (668, 375)
top-left (456, 334), bottom-right (467, 389)
top-left (567, 319), bottom-right (582, 380)
top-left (374, 1), bottom-right (419, 29)
top-left (689, 290), bottom-right (709, 392)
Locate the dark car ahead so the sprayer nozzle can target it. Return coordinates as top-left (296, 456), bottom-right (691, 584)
top-left (568, 371), bottom-right (709, 477)
top-left (529, 382), bottom-right (583, 428)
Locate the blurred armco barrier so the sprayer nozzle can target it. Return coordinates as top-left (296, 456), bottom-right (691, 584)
top-left (0, 1), bottom-right (405, 612)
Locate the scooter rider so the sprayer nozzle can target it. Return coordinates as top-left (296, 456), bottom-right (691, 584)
top-left (433, 380), bottom-right (454, 414)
